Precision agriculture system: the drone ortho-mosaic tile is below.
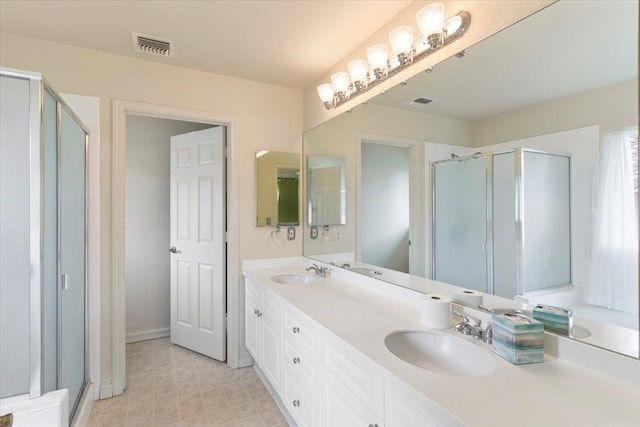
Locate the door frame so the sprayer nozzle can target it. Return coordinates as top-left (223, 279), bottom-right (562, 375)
top-left (355, 134), bottom-right (425, 276)
top-left (112, 100), bottom-right (239, 397)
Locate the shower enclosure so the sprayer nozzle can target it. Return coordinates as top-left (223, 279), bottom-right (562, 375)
top-left (432, 148), bottom-right (571, 299)
top-left (0, 69), bottom-right (88, 419)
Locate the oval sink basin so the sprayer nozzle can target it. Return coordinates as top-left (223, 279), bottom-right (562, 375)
top-left (270, 274), bottom-right (317, 285)
top-left (385, 330), bottom-right (495, 377)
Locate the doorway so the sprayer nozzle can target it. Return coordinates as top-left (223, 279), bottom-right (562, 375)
top-left (124, 116), bottom-right (218, 350)
top-left (357, 136), bottom-right (425, 276)
top-left (111, 100), bottom-right (239, 398)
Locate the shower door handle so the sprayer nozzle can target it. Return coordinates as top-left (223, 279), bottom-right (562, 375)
top-left (61, 273), bottom-right (69, 291)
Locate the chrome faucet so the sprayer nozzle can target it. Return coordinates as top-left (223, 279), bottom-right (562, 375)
top-left (306, 263), bottom-right (330, 277)
top-left (452, 310), bottom-right (492, 344)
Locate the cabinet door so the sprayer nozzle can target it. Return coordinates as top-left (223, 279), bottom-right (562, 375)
top-left (261, 309), bottom-right (281, 393)
top-left (244, 292), bottom-right (260, 363)
top-left (282, 365), bottom-right (321, 427)
top-left (322, 371), bottom-right (382, 427)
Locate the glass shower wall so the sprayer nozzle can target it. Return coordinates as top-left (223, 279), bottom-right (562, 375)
top-left (59, 107), bottom-right (87, 414)
top-left (432, 148), bottom-right (572, 299)
top-left (0, 69), bottom-right (88, 419)
top-left (433, 156), bottom-right (490, 292)
top-left (520, 151), bottom-right (571, 292)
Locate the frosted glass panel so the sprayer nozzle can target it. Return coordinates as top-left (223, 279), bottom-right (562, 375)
top-left (522, 151), bottom-right (571, 292)
top-left (42, 90), bottom-right (58, 393)
top-left (492, 152), bottom-right (517, 298)
top-left (59, 108), bottom-right (86, 413)
top-left (0, 75), bottom-right (31, 398)
top-left (433, 157), bottom-right (488, 292)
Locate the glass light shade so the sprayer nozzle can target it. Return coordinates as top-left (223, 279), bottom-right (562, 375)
top-left (331, 72), bottom-right (350, 93)
top-left (389, 26), bottom-right (414, 55)
top-left (416, 3), bottom-right (445, 36)
top-left (317, 83), bottom-right (334, 103)
top-left (367, 44), bottom-right (389, 70)
top-left (348, 59), bottom-right (369, 83)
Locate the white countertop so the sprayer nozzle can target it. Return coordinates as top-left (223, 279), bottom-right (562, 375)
top-left (243, 262), bottom-right (640, 427)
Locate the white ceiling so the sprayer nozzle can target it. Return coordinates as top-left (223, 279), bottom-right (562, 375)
top-left (371, 0), bottom-right (638, 121)
top-left (0, 0), bottom-right (411, 90)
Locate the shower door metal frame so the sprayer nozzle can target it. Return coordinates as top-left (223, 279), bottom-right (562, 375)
top-left (430, 153), bottom-right (495, 295)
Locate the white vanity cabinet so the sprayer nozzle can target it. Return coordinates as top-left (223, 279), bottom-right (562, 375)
top-left (244, 278), bottom-right (282, 393)
top-left (244, 274), bottom-right (454, 427)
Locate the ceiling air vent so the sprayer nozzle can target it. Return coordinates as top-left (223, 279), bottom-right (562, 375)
top-left (405, 97), bottom-right (435, 108)
top-left (132, 32), bottom-right (174, 58)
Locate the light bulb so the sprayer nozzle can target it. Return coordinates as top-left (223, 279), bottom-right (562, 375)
top-left (331, 72), bottom-right (350, 94)
top-left (389, 26), bottom-right (414, 55)
top-left (366, 44), bottom-right (389, 70)
top-left (348, 59), bottom-right (368, 82)
top-left (316, 83), bottom-right (334, 103)
top-left (416, 3), bottom-right (445, 37)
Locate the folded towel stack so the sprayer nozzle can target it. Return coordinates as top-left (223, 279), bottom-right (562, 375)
top-left (492, 312), bottom-right (544, 365)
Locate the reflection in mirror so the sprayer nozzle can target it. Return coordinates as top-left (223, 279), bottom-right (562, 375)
top-left (307, 155), bottom-right (346, 226)
top-left (255, 151), bottom-right (300, 227)
top-left (302, 1), bottom-right (638, 357)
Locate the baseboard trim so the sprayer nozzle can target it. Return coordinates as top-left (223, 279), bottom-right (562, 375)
top-left (71, 383), bottom-right (93, 427)
top-left (99, 384), bottom-right (113, 400)
top-left (238, 351), bottom-right (254, 368)
top-left (126, 327), bottom-right (170, 344)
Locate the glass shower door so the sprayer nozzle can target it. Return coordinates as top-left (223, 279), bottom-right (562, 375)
top-left (433, 156), bottom-right (490, 292)
top-left (59, 107), bottom-right (86, 415)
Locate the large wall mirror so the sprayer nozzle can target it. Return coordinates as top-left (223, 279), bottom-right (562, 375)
top-left (255, 151), bottom-right (300, 227)
top-left (303, 1), bottom-right (639, 358)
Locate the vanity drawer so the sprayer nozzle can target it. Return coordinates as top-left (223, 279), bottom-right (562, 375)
top-left (282, 362), bottom-right (321, 427)
top-left (283, 305), bottom-right (320, 354)
top-left (321, 336), bottom-right (384, 419)
top-left (385, 380), bottom-right (464, 427)
top-left (283, 334), bottom-right (321, 387)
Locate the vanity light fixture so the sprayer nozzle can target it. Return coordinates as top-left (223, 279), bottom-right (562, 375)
top-left (317, 3), bottom-right (470, 110)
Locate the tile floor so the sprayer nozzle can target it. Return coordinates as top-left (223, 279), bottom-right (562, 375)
top-left (87, 338), bottom-right (288, 427)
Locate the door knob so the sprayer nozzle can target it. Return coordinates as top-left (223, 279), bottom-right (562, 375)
top-left (169, 246), bottom-right (181, 254)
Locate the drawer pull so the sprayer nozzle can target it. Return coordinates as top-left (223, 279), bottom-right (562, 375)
top-left (254, 309), bottom-right (259, 316)
top-left (293, 326), bottom-right (300, 334)
top-left (257, 310), bottom-right (262, 317)
top-left (293, 400), bottom-right (300, 407)
top-left (368, 424), bottom-right (378, 427)
top-left (293, 357), bottom-right (300, 364)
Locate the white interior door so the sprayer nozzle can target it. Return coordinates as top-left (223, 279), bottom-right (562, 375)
top-left (170, 126), bottom-right (226, 360)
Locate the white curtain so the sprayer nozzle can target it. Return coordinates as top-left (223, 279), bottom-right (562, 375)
top-left (587, 129), bottom-right (638, 315)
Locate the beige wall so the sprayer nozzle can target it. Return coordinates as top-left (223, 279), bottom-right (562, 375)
top-left (303, 0), bottom-right (555, 131)
top-left (473, 79), bottom-right (638, 147)
top-left (0, 32), bottom-right (303, 391)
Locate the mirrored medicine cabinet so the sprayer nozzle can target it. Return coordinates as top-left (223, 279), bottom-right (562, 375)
top-left (255, 151), bottom-right (300, 227)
